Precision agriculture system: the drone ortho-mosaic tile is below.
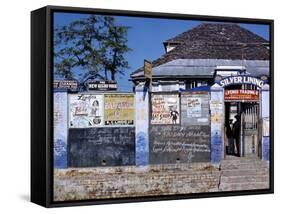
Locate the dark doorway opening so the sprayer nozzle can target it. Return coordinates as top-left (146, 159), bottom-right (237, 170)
top-left (224, 101), bottom-right (259, 158)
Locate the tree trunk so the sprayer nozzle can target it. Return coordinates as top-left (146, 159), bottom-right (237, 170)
top-left (110, 51), bottom-right (117, 81)
top-left (111, 70), bottom-right (115, 81)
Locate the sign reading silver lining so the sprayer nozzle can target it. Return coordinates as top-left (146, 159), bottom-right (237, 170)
top-left (218, 76), bottom-right (265, 88)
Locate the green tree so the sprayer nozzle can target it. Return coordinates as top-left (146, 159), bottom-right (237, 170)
top-left (54, 15), bottom-right (131, 81)
top-left (101, 16), bottom-right (131, 80)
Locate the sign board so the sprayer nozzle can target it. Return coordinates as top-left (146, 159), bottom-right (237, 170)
top-left (186, 97), bottom-right (202, 117)
top-left (53, 80), bottom-right (78, 91)
top-left (181, 92), bottom-right (210, 126)
top-left (104, 94), bottom-right (134, 126)
top-left (144, 60), bottom-right (152, 79)
top-left (151, 93), bottom-right (180, 124)
top-left (218, 75), bottom-right (264, 88)
top-left (210, 100), bottom-right (223, 109)
top-left (69, 94), bottom-right (104, 128)
top-left (224, 89), bottom-right (259, 101)
top-left (86, 80), bottom-right (117, 91)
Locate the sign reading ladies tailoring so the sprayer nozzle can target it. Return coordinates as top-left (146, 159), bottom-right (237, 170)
top-left (218, 76), bottom-right (265, 88)
top-left (69, 94), bottom-right (104, 128)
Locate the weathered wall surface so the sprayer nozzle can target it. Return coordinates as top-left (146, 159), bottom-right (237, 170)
top-left (53, 92), bottom-right (68, 168)
top-left (135, 84), bottom-right (149, 166)
top-left (54, 163), bottom-right (220, 201)
top-left (68, 127), bottom-right (135, 167)
top-left (149, 125), bottom-right (210, 164)
top-left (261, 84), bottom-right (270, 161)
top-left (210, 84), bottom-right (224, 163)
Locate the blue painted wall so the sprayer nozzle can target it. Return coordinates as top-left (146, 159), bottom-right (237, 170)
top-left (261, 85), bottom-right (270, 161)
top-left (210, 84), bottom-right (224, 164)
top-left (53, 92), bottom-right (68, 168)
top-left (135, 84), bottom-right (149, 165)
top-left (262, 137), bottom-right (270, 161)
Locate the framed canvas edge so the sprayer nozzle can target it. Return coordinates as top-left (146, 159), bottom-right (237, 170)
top-left (32, 5), bottom-right (274, 208)
top-left (31, 7), bottom-right (48, 207)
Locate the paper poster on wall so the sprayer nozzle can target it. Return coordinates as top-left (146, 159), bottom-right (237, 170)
top-left (69, 94), bottom-right (104, 128)
top-left (186, 97), bottom-right (202, 117)
top-left (151, 94), bottom-right (180, 124)
top-left (263, 117), bottom-right (270, 136)
top-left (104, 94), bottom-right (134, 125)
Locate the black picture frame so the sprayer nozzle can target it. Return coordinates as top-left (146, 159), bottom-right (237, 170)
top-left (31, 5), bottom-right (274, 208)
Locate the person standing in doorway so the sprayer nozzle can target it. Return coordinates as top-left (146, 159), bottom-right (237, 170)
top-left (226, 120), bottom-right (234, 155)
top-left (232, 115), bottom-right (241, 157)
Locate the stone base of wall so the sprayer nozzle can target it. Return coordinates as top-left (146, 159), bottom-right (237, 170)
top-left (54, 163), bottom-right (220, 201)
top-left (53, 157), bottom-right (269, 202)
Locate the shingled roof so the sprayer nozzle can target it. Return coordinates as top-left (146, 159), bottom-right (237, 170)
top-left (131, 23), bottom-right (269, 78)
top-left (164, 23), bottom-right (268, 44)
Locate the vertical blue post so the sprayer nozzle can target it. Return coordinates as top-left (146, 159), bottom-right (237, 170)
top-left (53, 92), bottom-right (68, 168)
top-left (261, 84), bottom-right (270, 161)
top-left (135, 83), bottom-right (149, 166)
top-left (210, 83), bottom-right (224, 164)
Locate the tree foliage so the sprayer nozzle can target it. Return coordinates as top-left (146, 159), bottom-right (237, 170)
top-left (54, 15), bottom-right (131, 81)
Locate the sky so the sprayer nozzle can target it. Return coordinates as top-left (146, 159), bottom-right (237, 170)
top-left (53, 12), bottom-right (270, 92)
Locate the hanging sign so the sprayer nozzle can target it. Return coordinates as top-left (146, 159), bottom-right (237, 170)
top-left (144, 60), bottom-right (152, 79)
top-left (144, 60), bottom-right (152, 90)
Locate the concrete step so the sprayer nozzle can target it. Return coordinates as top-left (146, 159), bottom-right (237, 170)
top-left (221, 168), bottom-right (269, 176)
top-left (220, 175), bottom-right (269, 183)
top-left (221, 159), bottom-right (269, 165)
top-left (221, 163), bottom-right (269, 170)
top-left (219, 182), bottom-right (269, 191)
top-left (221, 160), bottom-right (268, 167)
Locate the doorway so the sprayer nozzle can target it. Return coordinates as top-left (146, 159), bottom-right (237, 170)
top-left (241, 102), bottom-right (259, 157)
top-left (224, 102), bottom-right (259, 157)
